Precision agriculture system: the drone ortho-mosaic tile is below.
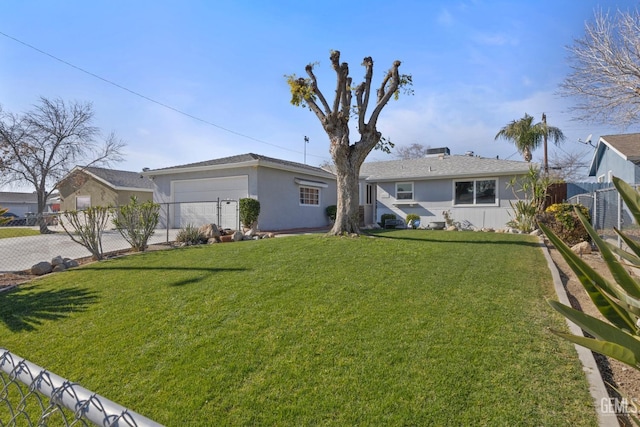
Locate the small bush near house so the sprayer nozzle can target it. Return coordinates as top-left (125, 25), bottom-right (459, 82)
top-left (175, 224), bottom-right (207, 245)
top-left (59, 206), bottom-right (113, 260)
top-left (113, 196), bottom-right (160, 252)
top-left (537, 203), bottom-right (590, 246)
top-left (240, 198), bottom-right (260, 230)
top-left (380, 213), bottom-right (396, 227)
top-left (326, 205), bottom-right (337, 222)
top-left (406, 214), bottom-right (420, 229)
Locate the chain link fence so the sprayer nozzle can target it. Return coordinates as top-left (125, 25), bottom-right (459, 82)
top-left (0, 200), bottom-right (239, 273)
top-left (567, 185), bottom-right (640, 245)
top-left (0, 348), bottom-right (162, 426)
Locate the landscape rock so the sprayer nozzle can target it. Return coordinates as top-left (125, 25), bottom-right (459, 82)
top-left (31, 261), bottom-right (53, 276)
top-left (51, 255), bottom-right (65, 266)
top-left (199, 224), bottom-right (221, 239)
top-left (64, 259), bottom-right (79, 268)
top-left (52, 264), bottom-right (67, 272)
top-left (529, 229), bottom-right (542, 237)
top-left (571, 241), bottom-right (592, 255)
top-left (446, 226), bottom-right (457, 231)
top-left (207, 237), bottom-right (220, 244)
top-left (232, 231), bottom-right (244, 242)
top-left (220, 235), bottom-right (233, 243)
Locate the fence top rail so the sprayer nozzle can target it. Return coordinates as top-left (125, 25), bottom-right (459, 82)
top-left (0, 348), bottom-right (164, 427)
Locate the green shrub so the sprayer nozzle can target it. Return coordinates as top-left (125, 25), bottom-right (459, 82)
top-left (113, 196), bottom-right (160, 252)
top-left (406, 213), bottom-right (420, 229)
top-left (59, 206), bottom-right (113, 260)
top-left (542, 176), bottom-right (640, 375)
top-left (326, 205), bottom-right (337, 221)
top-left (176, 224), bottom-right (207, 245)
top-left (380, 213), bottom-right (396, 227)
top-left (537, 203), bottom-right (590, 246)
top-left (240, 198), bottom-right (260, 229)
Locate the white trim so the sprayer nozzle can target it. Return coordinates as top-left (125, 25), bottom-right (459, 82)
top-left (294, 178), bottom-right (328, 188)
top-left (395, 181), bottom-right (414, 201)
top-left (298, 186), bottom-right (321, 207)
top-left (452, 177), bottom-right (498, 206)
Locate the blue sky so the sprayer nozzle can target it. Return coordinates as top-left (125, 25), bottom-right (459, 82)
top-left (1, 0), bottom-right (639, 188)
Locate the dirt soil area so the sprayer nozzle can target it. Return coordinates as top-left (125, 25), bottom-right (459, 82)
top-left (547, 242), bottom-right (640, 426)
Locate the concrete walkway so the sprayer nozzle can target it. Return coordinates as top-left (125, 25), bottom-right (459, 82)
top-left (0, 227), bottom-right (178, 272)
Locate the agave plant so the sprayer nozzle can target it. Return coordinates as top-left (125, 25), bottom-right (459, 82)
top-left (540, 176), bottom-right (640, 370)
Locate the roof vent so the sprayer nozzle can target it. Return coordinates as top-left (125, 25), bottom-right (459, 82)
top-left (142, 167), bottom-right (150, 172)
top-left (465, 151), bottom-right (474, 156)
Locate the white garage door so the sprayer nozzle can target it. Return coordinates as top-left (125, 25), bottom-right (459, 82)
top-left (172, 176), bottom-right (248, 229)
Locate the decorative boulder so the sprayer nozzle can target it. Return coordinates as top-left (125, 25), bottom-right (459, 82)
top-left (199, 224), bottom-right (221, 239)
top-left (51, 255), bottom-right (65, 267)
top-left (31, 261), bottom-right (53, 276)
top-left (53, 264), bottom-right (67, 273)
top-left (232, 231), bottom-right (244, 242)
top-left (571, 241), bottom-right (592, 255)
top-left (64, 259), bottom-right (79, 268)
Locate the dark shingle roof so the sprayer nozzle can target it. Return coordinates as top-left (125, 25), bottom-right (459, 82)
top-left (83, 166), bottom-right (154, 190)
top-left (600, 133), bottom-right (640, 161)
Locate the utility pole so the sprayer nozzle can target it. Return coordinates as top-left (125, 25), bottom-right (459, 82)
top-left (542, 113), bottom-right (548, 175)
top-left (304, 136), bottom-right (309, 164)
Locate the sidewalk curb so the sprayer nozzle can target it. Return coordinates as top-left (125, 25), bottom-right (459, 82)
top-left (539, 239), bottom-right (619, 427)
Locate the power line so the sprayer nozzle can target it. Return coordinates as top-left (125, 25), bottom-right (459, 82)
top-left (0, 30), bottom-right (329, 161)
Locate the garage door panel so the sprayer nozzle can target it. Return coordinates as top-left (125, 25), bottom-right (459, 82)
top-left (172, 176), bottom-right (247, 228)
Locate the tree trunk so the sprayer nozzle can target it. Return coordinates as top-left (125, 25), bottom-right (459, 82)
top-left (36, 188), bottom-right (51, 234)
top-left (327, 130), bottom-right (375, 236)
top-left (330, 155), bottom-right (361, 235)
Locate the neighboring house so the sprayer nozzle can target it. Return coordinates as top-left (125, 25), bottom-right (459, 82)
top-left (142, 153), bottom-right (337, 231)
top-left (359, 150), bottom-right (535, 230)
top-left (0, 192), bottom-right (39, 217)
top-left (588, 133), bottom-right (640, 184)
top-left (57, 166), bottom-right (154, 211)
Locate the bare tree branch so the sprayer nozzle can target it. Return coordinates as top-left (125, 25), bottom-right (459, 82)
top-left (0, 97), bottom-right (125, 233)
top-left (560, 8), bottom-right (640, 127)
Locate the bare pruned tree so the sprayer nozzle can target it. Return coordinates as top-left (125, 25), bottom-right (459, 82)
top-left (395, 143), bottom-right (430, 160)
top-left (0, 97), bottom-right (125, 233)
top-left (560, 8), bottom-right (640, 127)
top-left (286, 50), bottom-right (412, 235)
top-left (548, 148), bottom-right (592, 182)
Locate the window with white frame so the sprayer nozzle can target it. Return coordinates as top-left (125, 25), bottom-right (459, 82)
top-left (299, 186), bottom-right (320, 206)
top-left (454, 179), bottom-right (497, 205)
top-left (396, 182), bottom-right (413, 200)
top-left (76, 195), bottom-right (91, 210)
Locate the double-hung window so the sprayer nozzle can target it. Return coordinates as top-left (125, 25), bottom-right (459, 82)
top-left (454, 179), bottom-right (496, 205)
top-left (396, 182), bottom-right (414, 200)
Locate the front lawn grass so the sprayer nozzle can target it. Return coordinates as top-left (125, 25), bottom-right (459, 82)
top-left (0, 230), bottom-right (597, 426)
top-left (0, 228), bottom-right (40, 239)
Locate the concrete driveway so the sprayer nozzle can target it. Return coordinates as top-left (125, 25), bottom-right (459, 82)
top-left (0, 227), bottom-right (178, 272)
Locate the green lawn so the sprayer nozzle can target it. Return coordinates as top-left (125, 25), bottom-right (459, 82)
top-left (0, 230), bottom-right (597, 426)
top-left (0, 228), bottom-right (40, 239)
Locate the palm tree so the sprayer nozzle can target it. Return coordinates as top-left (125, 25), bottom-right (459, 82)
top-left (495, 113), bottom-right (565, 167)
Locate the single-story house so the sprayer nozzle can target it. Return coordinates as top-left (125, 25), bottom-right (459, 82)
top-left (142, 153), bottom-right (338, 231)
top-left (359, 151), bottom-right (535, 230)
top-left (57, 166), bottom-right (154, 211)
top-left (0, 192), bottom-right (38, 217)
top-left (588, 133), bottom-right (640, 184)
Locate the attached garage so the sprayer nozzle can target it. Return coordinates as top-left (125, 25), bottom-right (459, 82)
top-left (171, 176), bottom-right (248, 228)
top-left (143, 153), bottom-right (337, 231)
